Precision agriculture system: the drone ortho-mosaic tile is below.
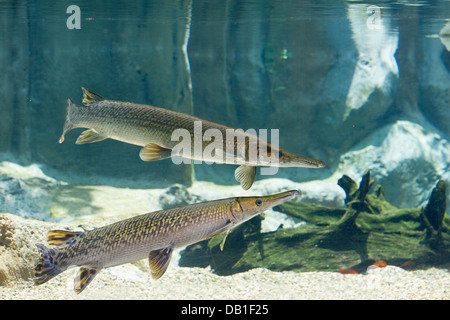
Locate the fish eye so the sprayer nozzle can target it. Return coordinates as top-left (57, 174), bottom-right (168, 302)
top-left (255, 199), bottom-right (262, 206)
top-left (277, 152), bottom-right (283, 158)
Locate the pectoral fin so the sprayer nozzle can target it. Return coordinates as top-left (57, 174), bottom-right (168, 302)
top-left (139, 143), bottom-right (173, 161)
top-left (74, 267), bottom-right (99, 294)
top-left (75, 129), bottom-right (107, 144)
top-left (204, 221), bottom-right (233, 250)
top-left (234, 165), bottom-right (257, 190)
top-left (148, 247), bottom-right (173, 279)
top-left (220, 229), bottom-right (231, 251)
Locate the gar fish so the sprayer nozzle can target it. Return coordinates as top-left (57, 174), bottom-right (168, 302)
top-left (34, 190), bottom-right (299, 293)
top-left (59, 88), bottom-right (325, 190)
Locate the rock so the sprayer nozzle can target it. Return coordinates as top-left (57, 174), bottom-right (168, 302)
top-left (159, 184), bottom-right (202, 210)
top-left (334, 120), bottom-right (450, 210)
top-left (0, 162), bottom-right (60, 220)
top-left (419, 27), bottom-right (450, 138)
top-left (439, 22), bottom-right (450, 51)
top-left (255, 178), bottom-right (346, 208)
top-left (0, 214), bottom-right (56, 285)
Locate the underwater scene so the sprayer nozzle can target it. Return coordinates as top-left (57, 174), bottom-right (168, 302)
top-left (0, 0), bottom-right (449, 301)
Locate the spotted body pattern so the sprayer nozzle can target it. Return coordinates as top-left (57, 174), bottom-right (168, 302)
top-left (35, 190), bottom-right (299, 293)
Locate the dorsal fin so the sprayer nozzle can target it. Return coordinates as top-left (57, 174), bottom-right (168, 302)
top-left (47, 230), bottom-right (83, 247)
top-left (81, 87), bottom-right (104, 106)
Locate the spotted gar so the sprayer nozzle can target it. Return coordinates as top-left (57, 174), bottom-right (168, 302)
top-left (59, 88), bottom-right (325, 190)
top-left (34, 190), bottom-right (299, 293)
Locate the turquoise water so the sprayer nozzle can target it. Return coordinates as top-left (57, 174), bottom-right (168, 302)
top-left (0, 0), bottom-right (449, 287)
top-left (1, 0), bottom-right (448, 186)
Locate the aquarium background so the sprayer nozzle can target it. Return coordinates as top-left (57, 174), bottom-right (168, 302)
top-left (0, 0), bottom-right (449, 284)
top-left (1, 1), bottom-right (449, 207)
top-left (1, 1), bottom-right (449, 186)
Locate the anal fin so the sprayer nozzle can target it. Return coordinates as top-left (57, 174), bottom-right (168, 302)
top-left (75, 129), bottom-right (107, 144)
top-left (74, 267), bottom-right (99, 294)
top-left (148, 247), bottom-right (173, 279)
top-left (234, 165), bottom-right (257, 190)
top-left (140, 143), bottom-right (173, 161)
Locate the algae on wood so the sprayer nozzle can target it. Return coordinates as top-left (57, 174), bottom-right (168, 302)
top-left (180, 170), bottom-right (449, 274)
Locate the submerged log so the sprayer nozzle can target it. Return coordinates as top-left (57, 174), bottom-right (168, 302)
top-left (423, 180), bottom-right (447, 232)
top-left (422, 180), bottom-right (448, 251)
top-left (180, 172), bottom-right (449, 275)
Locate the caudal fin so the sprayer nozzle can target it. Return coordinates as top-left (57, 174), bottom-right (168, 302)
top-left (59, 98), bottom-right (78, 143)
top-left (34, 244), bottom-right (62, 286)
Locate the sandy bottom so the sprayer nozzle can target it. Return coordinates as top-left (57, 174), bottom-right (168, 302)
top-left (0, 161), bottom-right (448, 301)
top-left (1, 265), bottom-right (449, 300)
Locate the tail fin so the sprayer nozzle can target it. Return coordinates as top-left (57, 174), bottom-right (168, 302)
top-left (34, 244), bottom-right (62, 286)
top-left (59, 98), bottom-right (78, 144)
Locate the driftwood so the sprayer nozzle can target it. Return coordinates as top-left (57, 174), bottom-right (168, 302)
top-left (180, 170), bottom-right (449, 274)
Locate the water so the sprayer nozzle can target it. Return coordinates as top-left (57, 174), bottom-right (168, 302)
top-left (0, 0), bottom-right (449, 297)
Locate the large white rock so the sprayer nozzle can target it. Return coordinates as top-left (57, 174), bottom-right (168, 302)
top-left (334, 120), bottom-right (450, 208)
top-left (419, 20), bottom-right (450, 138)
top-left (439, 21), bottom-right (450, 51)
top-left (0, 159), bottom-right (165, 223)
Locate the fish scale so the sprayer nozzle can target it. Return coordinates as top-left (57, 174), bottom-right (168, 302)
top-left (34, 190), bottom-right (299, 293)
top-left (79, 200), bottom-right (229, 264)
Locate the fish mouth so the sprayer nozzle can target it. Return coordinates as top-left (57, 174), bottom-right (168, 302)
top-left (311, 159), bottom-right (326, 168)
top-left (265, 190), bottom-right (299, 208)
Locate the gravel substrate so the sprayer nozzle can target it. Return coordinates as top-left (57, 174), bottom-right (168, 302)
top-left (1, 265), bottom-right (449, 300)
top-left (0, 161), bottom-right (448, 301)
